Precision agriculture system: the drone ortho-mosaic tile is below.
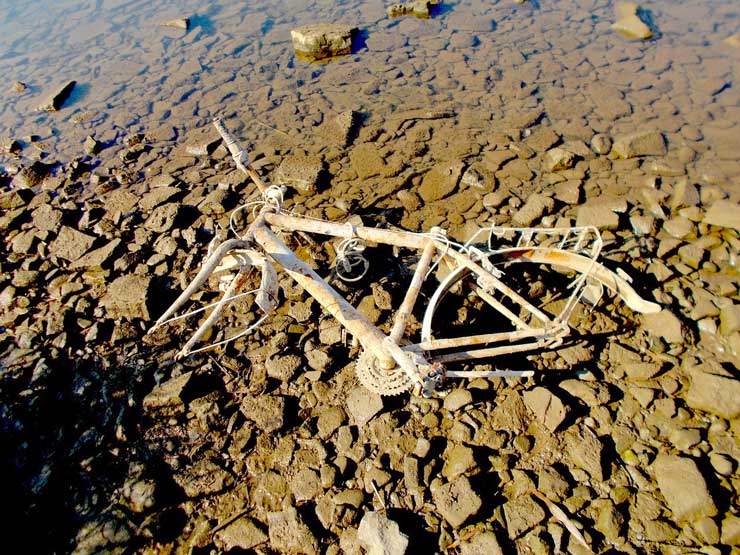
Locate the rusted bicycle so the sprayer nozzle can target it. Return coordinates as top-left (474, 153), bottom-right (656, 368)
top-left (148, 118), bottom-right (660, 397)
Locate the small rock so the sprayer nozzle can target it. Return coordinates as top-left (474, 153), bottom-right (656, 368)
top-left (387, 1), bottom-right (431, 18)
top-left (101, 274), bottom-right (152, 320)
top-left (522, 387), bottom-right (570, 432)
top-left (703, 199), bottom-right (740, 230)
top-left (442, 444), bottom-right (476, 479)
top-left (241, 395), bottom-right (287, 433)
top-left (161, 17), bottom-right (189, 30)
top-left (346, 385), bottom-right (384, 427)
top-left (38, 80), bottom-right (76, 111)
top-left (144, 203), bottom-right (181, 232)
top-left (357, 511), bottom-right (409, 555)
top-left (174, 458), bottom-right (234, 498)
top-left (1, 136), bottom-right (22, 154)
top-left (122, 479), bottom-right (157, 513)
top-left (504, 494), bottom-right (546, 539)
top-left (10, 81), bottom-right (27, 93)
top-left (143, 372), bottom-right (192, 415)
top-left (567, 427), bottom-right (606, 481)
top-left (575, 204), bottom-right (619, 229)
top-left (443, 388), bottom-right (473, 412)
top-left (686, 368), bottom-right (740, 419)
top-left (84, 135), bottom-right (101, 155)
top-left (721, 515), bottom-right (740, 545)
top-left (291, 23), bottom-right (356, 61)
top-left (215, 517), bottom-right (268, 551)
top-left (640, 309), bottom-right (683, 344)
top-left (512, 193), bottom-right (555, 226)
top-left (544, 148), bottom-right (576, 172)
top-left (266, 354), bottom-right (302, 382)
top-left (459, 531), bottom-right (504, 555)
top-left (418, 161), bottom-right (464, 202)
top-left (612, 131), bottom-right (666, 158)
top-left (11, 161), bottom-right (50, 188)
top-left (590, 134), bottom-right (612, 155)
top-left (276, 155), bottom-right (325, 195)
top-left (611, 14), bottom-right (652, 40)
top-left (317, 406), bottom-right (346, 439)
top-left (70, 239), bottom-right (121, 269)
top-left (331, 110), bottom-right (360, 147)
top-left (724, 33), bottom-right (740, 48)
top-left (615, 2), bottom-right (638, 18)
top-left (267, 507), bottom-right (319, 555)
top-left (653, 455), bottom-right (717, 521)
top-left (432, 476), bottom-right (482, 528)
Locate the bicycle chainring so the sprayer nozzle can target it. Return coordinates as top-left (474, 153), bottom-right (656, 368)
top-left (355, 351), bottom-right (414, 396)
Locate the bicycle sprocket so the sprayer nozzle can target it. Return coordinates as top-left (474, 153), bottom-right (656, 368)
top-left (355, 351), bottom-right (414, 396)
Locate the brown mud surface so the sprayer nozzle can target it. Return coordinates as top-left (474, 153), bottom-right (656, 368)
top-left (1, 1), bottom-right (739, 554)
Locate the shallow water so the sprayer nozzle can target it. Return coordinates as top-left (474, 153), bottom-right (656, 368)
top-left (1, 0), bottom-right (739, 186)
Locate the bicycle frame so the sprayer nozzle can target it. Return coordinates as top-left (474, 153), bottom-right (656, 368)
top-left (147, 118), bottom-right (661, 397)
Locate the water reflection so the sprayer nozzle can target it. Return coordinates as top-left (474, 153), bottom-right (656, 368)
top-left (0, 0), bottom-right (738, 186)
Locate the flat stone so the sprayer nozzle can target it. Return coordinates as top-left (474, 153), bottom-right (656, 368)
top-left (357, 511), bottom-right (409, 555)
top-left (523, 387), bottom-right (570, 432)
top-left (84, 135), bottom-right (101, 155)
top-left (48, 226), bottom-right (95, 261)
top-left (316, 406), bottom-right (346, 439)
top-left (512, 193), bottom-right (554, 226)
top-left (267, 507), bottom-right (319, 555)
top-left (350, 143), bottom-right (387, 180)
top-left (161, 17), bottom-right (189, 30)
top-left (144, 203), bottom-right (181, 232)
top-left (215, 517), bottom-right (267, 551)
top-left (174, 458), bottom-right (234, 498)
top-left (591, 134), bottom-right (612, 155)
top-left (276, 155), bottom-right (325, 194)
top-left (139, 187), bottom-right (181, 212)
top-left (266, 354), bottom-right (302, 382)
top-left (653, 455), bottom-right (717, 521)
top-left (288, 467), bottom-right (322, 502)
top-left (291, 23), bottom-right (356, 61)
top-left (418, 161), bottom-right (464, 202)
top-left (69, 238), bottom-right (122, 269)
top-left (686, 368), bottom-right (740, 419)
top-left (525, 128), bottom-right (560, 152)
top-left (442, 444), bottom-right (476, 479)
top-left (432, 476), bottom-right (482, 528)
top-left (641, 310), bottom-right (683, 344)
top-left (498, 158), bottom-right (533, 181)
top-left (38, 80), bottom-right (76, 111)
top-left (388, 1), bottom-right (431, 18)
top-left (575, 204), bottom-right (619, 229)
top-left (101, 274), bottom-right (153, 320)
top-left (613, 131), bottom-right (666, 158)
top-left (504, 494), bottom-right (546, 539)
top-left (31, 204), bottom-right (62, 232)
top-left (615, 2), bottom-right (638, 18)
top-left (612, 14), bottom-right (652, 40)
top-left (703, 199), bottom-right (740, 230)
top-left (567, 427), bottom-right (605, 481)
top-left (544, 147), bottom-right (576, 172)
top-left (143, 371), bottom-right (192, 415)
top-left (459, 531), bottom-right (504, 555)
top-left (443, 388), bottom-right (474, 412)
top-left (240, 395), bottom-right (287, 433)
top-left (103, 189), bottom-right (139, 217)
top-left (346, 385), bottom-right (384, 427)
top-left (719, 304), bottom-right (740, 336)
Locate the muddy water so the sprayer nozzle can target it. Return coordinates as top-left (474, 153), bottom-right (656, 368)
top-left (1, 0), bottom-right (739, 187)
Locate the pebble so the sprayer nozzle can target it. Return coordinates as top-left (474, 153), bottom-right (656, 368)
top-left (357, 512), bottom-right (408, 555)
top-left (652, 455), bottom-right (717, 521)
